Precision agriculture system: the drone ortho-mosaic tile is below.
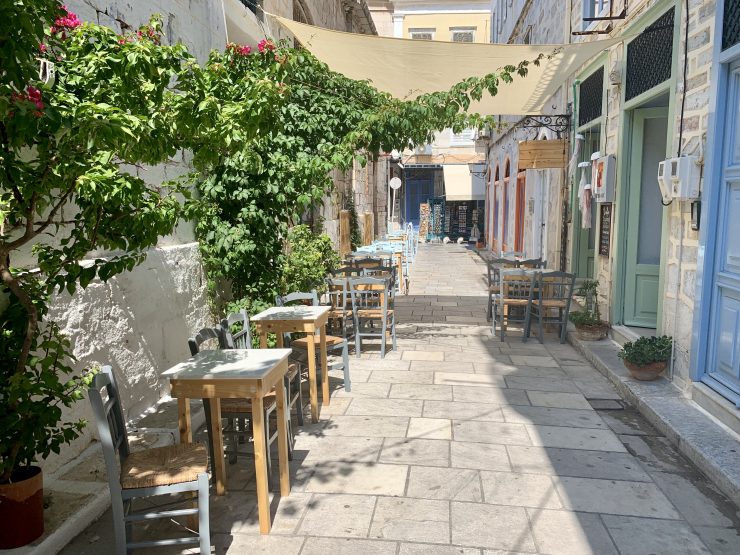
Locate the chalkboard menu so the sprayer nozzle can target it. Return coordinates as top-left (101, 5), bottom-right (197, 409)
top-left (599, 204), bottom-right (612, 256)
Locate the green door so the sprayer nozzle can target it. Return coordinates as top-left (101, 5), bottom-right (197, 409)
top-left (574, 130), bottom-right (600, 278)
top-left (623, 108), bottom-right (668, 327)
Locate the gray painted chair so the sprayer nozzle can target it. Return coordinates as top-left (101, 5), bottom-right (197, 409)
top-left (350, 276), bottom-right (397, 358)
top-left (188, 327), bottom-right (282, 487)
top-left (277, 290), bottom-right (351, 393)
top-left (493, 271), bottom-right (535, 342)
top-left (526, 271), bottom-right (576, 344)
top-left (89, 366), bottom-right (210, 555)
top-left (486, 257), bottom-right (519, 321)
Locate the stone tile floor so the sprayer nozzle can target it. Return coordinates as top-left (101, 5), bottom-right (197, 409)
top-left (62, 245), bottom-right (740, 555)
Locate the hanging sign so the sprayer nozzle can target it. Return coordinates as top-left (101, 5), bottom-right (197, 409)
top-left (599, 203), bottom-right (612, 256)
top-left (517, 139), bottom-right (567, 169)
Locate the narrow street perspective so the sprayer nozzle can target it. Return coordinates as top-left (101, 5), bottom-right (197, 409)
top-left (3, 2), bottom-right (740, 555)
top-left (62, 244), bottom-right (740, 554)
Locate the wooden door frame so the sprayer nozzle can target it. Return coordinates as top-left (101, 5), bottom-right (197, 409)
top-left (514, 171), bottom-right (526, 252)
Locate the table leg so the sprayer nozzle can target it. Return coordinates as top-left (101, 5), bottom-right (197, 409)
top-left (319, 327), bottom-right (329, 406)
top-left (207, 399), bottom-right (226, 496)
top-left (275, 331), bottom-right (284, 348)
top-left (250, 395), bottom-right (272, 534)
top-left (275, 376), bottom-right (291, 497)
top-left (306, 329), bottom-right (319, 422)
top-left (177, 397), bottom-right (191, 444)
top-left (259, 329), bottom-right (268, 349)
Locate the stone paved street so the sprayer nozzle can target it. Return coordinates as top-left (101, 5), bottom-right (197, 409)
top-left (64, 244), bottom-right (740, 555)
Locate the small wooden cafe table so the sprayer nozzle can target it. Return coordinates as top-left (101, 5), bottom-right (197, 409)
top-left (251, 305), bottom-right (331, 423)
top-left (163, 348), bottom-right (292, 534)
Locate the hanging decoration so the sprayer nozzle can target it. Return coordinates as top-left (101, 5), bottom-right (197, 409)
top-left (578, 161), bottom-right (592, 229)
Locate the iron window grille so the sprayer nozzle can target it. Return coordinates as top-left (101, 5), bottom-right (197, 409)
top-left (723, 0), bottom-right (740, 51)
top-left (410, 28), bottom-right (435, 40)
top-left (579, 67), bottom-right (604, 127)
top-left (451, 27), bottom-right (476, 42)
top-left (625, 8), bottom-right (675, 101)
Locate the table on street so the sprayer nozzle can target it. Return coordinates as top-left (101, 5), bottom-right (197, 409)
top-left (163, 348), bottom-right (292, 534)
top-left (251, 305), bottom-right (331, 423)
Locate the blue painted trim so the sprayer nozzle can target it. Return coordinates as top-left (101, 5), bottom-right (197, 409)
top-left (689, 1), bottom-right (729, 383)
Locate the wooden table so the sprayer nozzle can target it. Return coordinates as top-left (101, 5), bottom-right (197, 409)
top-left (251, 305), bottom-right (331, 423)
top-left (163, 348), bottom-right (292, 534)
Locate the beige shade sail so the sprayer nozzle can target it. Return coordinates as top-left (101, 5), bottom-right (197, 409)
top-left (271, 15), bottom-right (621, 116)
top-left (443, 164), bottom-right (484, 201)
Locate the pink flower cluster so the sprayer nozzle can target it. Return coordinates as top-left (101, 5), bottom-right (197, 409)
top-left (257, 39), bottom-right (275, 53)
top-left (117, 26), bottom-right (161, 45)
top-left (50, 6), bottom-right (81, 36)
top-left (11, 86), bottom-right (44, 117)
top-left (226, 42), bottom-right (251, 56)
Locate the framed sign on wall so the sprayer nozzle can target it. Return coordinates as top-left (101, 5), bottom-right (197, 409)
top-left (599, 203), bottom-right (612, 257)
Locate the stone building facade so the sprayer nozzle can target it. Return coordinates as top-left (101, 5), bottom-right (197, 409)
top-left (35, 0), bottom-right (379, 473)
top-left (483, 0), bottom-right (739, 430)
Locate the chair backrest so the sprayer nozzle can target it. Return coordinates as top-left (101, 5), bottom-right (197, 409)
top-left (88, 366), bottom-right (130, 494)
top-left (326, 277), bottom-right (351, 310)
top-left (188, 326), bottom-right (225, 356)
top-left (221, 310), bottom-right (252, 349)
top-left (349, 276), bottom-right (391, 314)
top-left (500, 271), bottom-right (535, 302)
top-left (276, 290), bottom-right (319, 307)
top-left (537, 271), bottom-right (576, 308)
top-left (352, 257), bottom-right (383, 270)
top-left (331, 266), bottom-right (363, 277)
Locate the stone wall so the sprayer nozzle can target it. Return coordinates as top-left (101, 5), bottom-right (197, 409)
top-left (568, 0), bottom-right (714, 390)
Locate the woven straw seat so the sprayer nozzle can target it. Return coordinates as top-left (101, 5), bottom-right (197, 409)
top-left (540, 299), bottom-right (568, 308)
top-left (500, 299), bottom-right (529, 306)
top-left (291, 335), bottom-right (345, 348)
top-left (220, 393), bottom-right (276, 414)
top-left (120, 443), bottom-right (208, 489)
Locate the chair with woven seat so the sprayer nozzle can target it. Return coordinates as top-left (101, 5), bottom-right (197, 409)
top-left (526, 271), bottom-right (576, 344)
top-left (220, 310), bottom-right (304, 428)
top-left (518, 258), bottom-right (546, 269)
top-left (350, 276), bottom-right (396, 358)
top-left (486, 257), bottom-right (519, 321)
top-left (89, 366), bottom-right (210, 555)
top-left (276, 290), bottom-right (351, 393)
top-left (188, 327), bottom-right (282, 485)
top-left (493, 271), bottom-right (535, 342)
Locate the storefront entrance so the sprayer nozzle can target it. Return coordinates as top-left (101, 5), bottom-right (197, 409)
top-left (622, 107), bottom-right (668, 328)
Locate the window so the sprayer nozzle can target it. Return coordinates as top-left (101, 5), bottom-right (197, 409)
top-left (625, 8), bottom-right (675, 101)
top-left (724, 0), bottom-right (740, 51)
top-left (410, 28), bottom-right (435, 40)
top-left (579, 67), bottom-right (604, 126)
top-left (451, 27), bottom-right (476, 43)
top-left (583, 0), bottom-right (610, 29)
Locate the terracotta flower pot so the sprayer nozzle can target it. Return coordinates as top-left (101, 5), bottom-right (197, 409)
top-left (0, 466), bottom-right (44, 548)
top-left (575, 323), bottom-right (609, 341)
top-left (623, 360), bottom-right (667, 381)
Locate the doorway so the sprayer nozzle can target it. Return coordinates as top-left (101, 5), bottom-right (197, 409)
top-left (622, 106), bottom-right (668, 328)
top-left (703, 59), bottom-right (740, 405)
top-left (573, 128), bottom-right (600, 278)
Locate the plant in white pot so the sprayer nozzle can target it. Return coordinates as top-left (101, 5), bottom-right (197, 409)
top-left (568, 280), bottom-right (609, 340)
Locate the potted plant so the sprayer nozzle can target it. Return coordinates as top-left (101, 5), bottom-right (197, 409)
top-left (618, 336), bottom-right (673, 381)
top-left (569, 280), bottom-right (609, 340)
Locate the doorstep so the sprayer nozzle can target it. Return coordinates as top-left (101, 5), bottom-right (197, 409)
top-left (567, 330), bottom-right (740, 508)
top-left (4, 397), bottom-right (205, 555)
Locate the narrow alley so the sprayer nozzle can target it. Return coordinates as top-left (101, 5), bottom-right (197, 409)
top-left (64, 244), bottom-right (740, 555)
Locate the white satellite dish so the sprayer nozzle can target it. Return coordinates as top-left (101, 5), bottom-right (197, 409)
top-left (389, 177), bottom-right (402, 190)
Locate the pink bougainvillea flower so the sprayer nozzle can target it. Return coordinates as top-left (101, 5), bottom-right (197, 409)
top-left (50, 6), bottom-right (81, 37)
top-left (257, 39), bottom-right (275, 53)
top-left (39, 43), bottom-right (47, 53)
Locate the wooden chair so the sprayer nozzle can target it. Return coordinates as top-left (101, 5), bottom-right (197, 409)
top-left (519, 258), bottom-right (546, 269)
top-left (350, 276), bottom-right (397, 358)
top-left (493, 271), bottom-right (535, 342)
top-left (325, 277), bottom-right (353, 340)
top-left (188, 327), bottom-right (283, 484)
top-left (486, 257), bottom-right (519, 322)
top-left (277, 291), bottom-right (351, 393)
top-left (89, 367), bottom-right (210, 555)
top-left (526, 271), bottom-right (576, 344)
top-left (351, 257), bottom-right (384, 270)
top-left (331, 265), bottom-right (363, 278)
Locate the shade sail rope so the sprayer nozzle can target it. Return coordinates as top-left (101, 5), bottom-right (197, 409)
top-left (267, 14), bottom-right (623, 116)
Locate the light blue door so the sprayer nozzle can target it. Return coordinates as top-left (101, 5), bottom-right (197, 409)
top-left (705, 60), bottom-right (740, 406)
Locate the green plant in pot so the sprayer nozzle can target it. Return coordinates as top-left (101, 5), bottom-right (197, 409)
top-left (568, 280), bottom-right (609, 340)
top-left (618, 336), bottom-right (673, 381)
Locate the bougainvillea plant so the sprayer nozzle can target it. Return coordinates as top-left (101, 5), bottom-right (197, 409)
top-left (0, 2), bottom-right (281, 482)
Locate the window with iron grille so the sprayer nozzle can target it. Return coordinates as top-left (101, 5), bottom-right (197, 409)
top-left (723, 0), bottom-right (740, 50)
top-left (579, 67), bottom-right (604, 127)
top-left (625, 8), bottom-right (675, 101)
top-left (410, 28), bottom-right (435, 40)
top-left (451, 27), bottom-right (476, 42)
